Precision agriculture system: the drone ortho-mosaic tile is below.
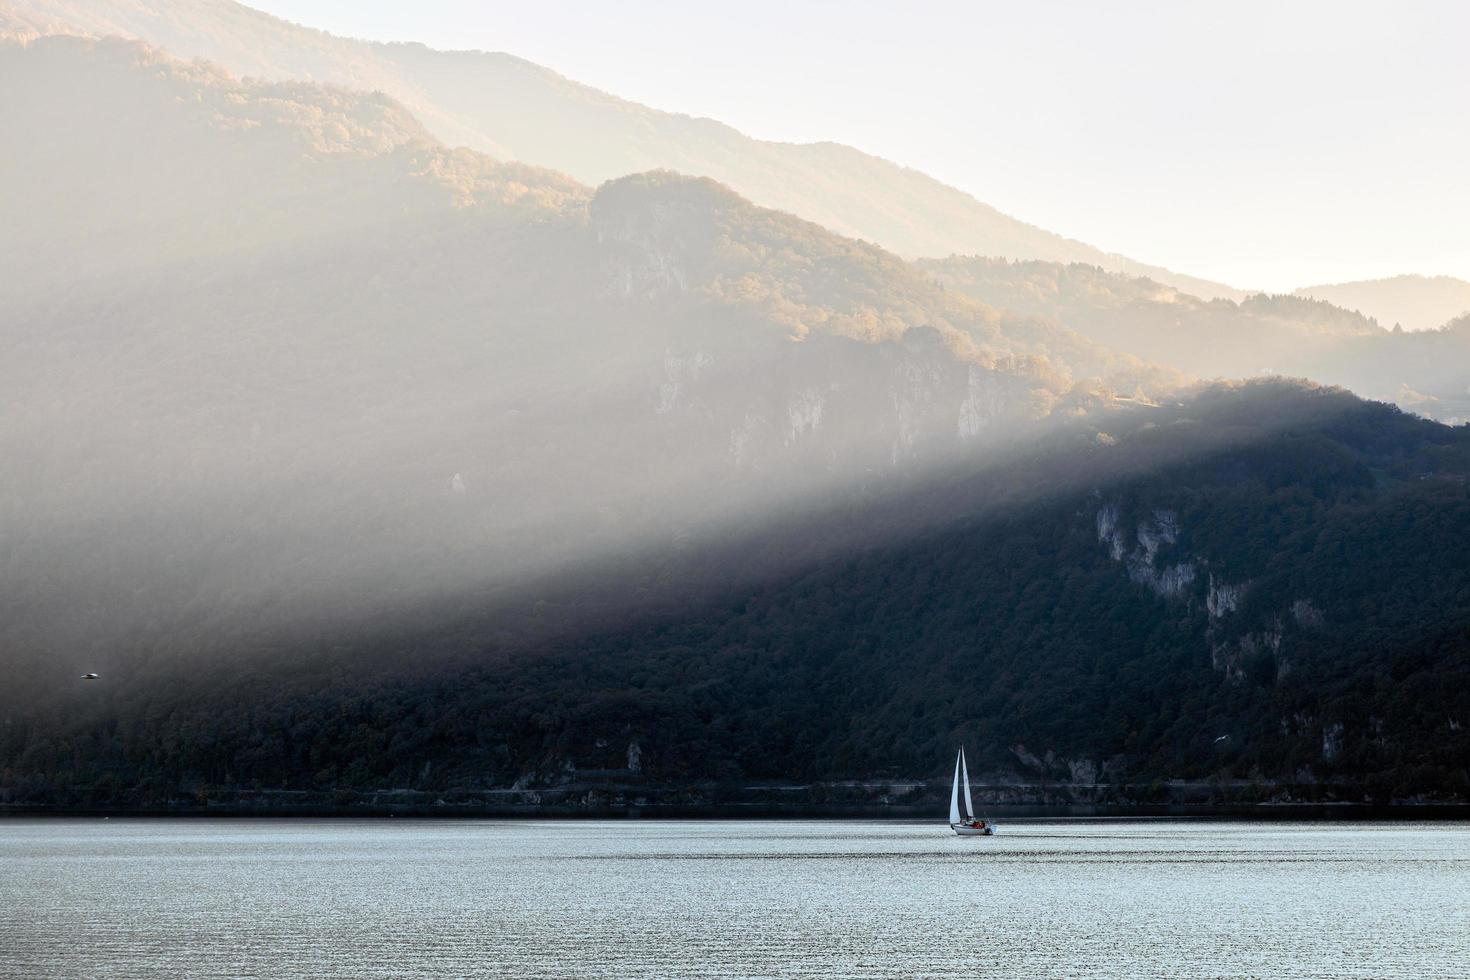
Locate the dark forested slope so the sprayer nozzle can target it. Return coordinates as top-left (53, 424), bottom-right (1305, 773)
top-left (6, 383), bottom-right (1468, 808)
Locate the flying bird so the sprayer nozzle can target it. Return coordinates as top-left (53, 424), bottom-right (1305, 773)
top-left (81, 672), bottom-right (99, 680)
top-left (1213, 734), bottom-right (1230, 743)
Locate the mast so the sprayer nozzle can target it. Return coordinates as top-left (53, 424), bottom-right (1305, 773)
top-left (961, 747), bottom-right (976, 822)
top-left (948, 749), bottom-right (962, 825)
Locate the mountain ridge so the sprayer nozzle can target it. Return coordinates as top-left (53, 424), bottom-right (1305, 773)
top-left (1, 0), bottom-right (1245, 300)
top-left (920, 256), bottom-right (1470, 425)
top-left (1294, 274), bottom-right (1470, 333)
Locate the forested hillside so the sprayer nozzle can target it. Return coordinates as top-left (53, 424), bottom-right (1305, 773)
top-left (3, 24), bottom-right (1468, 816)
top-left (0, 34), bottom-right (1169, 716)
top-left (5, 383), bottom-right (1468, 808)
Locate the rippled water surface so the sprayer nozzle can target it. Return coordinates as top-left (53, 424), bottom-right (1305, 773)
top-left (3, 818), bottom-right (1468, 978)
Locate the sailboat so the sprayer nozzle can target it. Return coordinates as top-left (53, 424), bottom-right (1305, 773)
top-left (948, 747), bottom-right (995, 836)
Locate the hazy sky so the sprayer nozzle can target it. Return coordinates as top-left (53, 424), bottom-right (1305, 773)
top-left (248, 0), bottom-right (1468, 291)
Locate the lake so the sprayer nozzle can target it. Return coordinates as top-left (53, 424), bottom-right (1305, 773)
top-left (2, 818), bottom-right (1467, 978)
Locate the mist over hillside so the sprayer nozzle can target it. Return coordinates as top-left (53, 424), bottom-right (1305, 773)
top-left (8, 382), bottom-right (1469, 807)
top-left (1, 0), bottom-right (1243, 300)
top-left (0, 33), bottom-right (583, 300)
top-left (1294, 275), bottom-right (1470, 333)
top-left (0, 34), bottom-right (1178, 707)
top-left (2, 13), bottom-right (1468, 813)
top-left (921, 258), bottom-right (1470, 425)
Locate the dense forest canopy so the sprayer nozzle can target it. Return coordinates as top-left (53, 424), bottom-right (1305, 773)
top-left (5, 383), bottom-right (1469, 807)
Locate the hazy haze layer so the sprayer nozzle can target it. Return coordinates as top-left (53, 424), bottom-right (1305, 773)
top-left (188, 0), bottom-right (1470, 293)
top-left (1295, 275), bottom-right (1470, 333)
top-left (2, 0), bottom-right (1244, 300)
top-left (921, 258), bottom-right (1470, 425)
top-left (1, 32), bottom-right (1175, 697)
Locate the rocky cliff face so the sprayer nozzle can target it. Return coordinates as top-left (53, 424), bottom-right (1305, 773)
top-left (1095, 500), bottom-right (1330, 687)
top-left (1085, 478), bottom-right (1426, 785)
top-left (642, 328), bottom-right (1057, 480)
top-left (581, 173), bottom-right (1088, 478)
top-left (1096, 505), bottom-right (1196, 597)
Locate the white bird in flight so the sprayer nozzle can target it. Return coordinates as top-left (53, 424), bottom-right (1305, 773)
top-left (81, 672), bottom-right (99, 680)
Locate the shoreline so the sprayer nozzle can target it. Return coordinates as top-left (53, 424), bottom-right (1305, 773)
top-left (6, 802), bottom-right (1470, 821)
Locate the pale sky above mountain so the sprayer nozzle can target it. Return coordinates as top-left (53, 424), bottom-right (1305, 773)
top-left (249, 1), bottom-right (1468, 292)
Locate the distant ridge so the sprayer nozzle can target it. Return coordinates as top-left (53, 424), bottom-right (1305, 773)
top-left (923, 257), bottom-right (1470, 425)
top-left (1294, 274), bottom-right (1470, 333)
top-left (2, 0), bottom-right (1245, 300)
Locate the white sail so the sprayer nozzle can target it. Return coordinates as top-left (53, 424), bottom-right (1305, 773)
top-left (948, 749), bottom-right (962, 825)
top-left (960, 747), bottom-right (976, 822)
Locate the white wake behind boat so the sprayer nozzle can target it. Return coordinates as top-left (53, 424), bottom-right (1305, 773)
top-left (948, 747), bottom-right (995, 836)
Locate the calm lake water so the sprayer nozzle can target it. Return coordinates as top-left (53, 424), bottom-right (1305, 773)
top-left (2, 818), bottom-right (1467, 978)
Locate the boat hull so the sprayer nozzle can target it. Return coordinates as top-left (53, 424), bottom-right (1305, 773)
top-left (951, 824), bottom-right (996, 836)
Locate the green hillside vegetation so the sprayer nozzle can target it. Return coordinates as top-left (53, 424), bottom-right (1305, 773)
top-left (5, 383), bottom-right (1468, 807)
